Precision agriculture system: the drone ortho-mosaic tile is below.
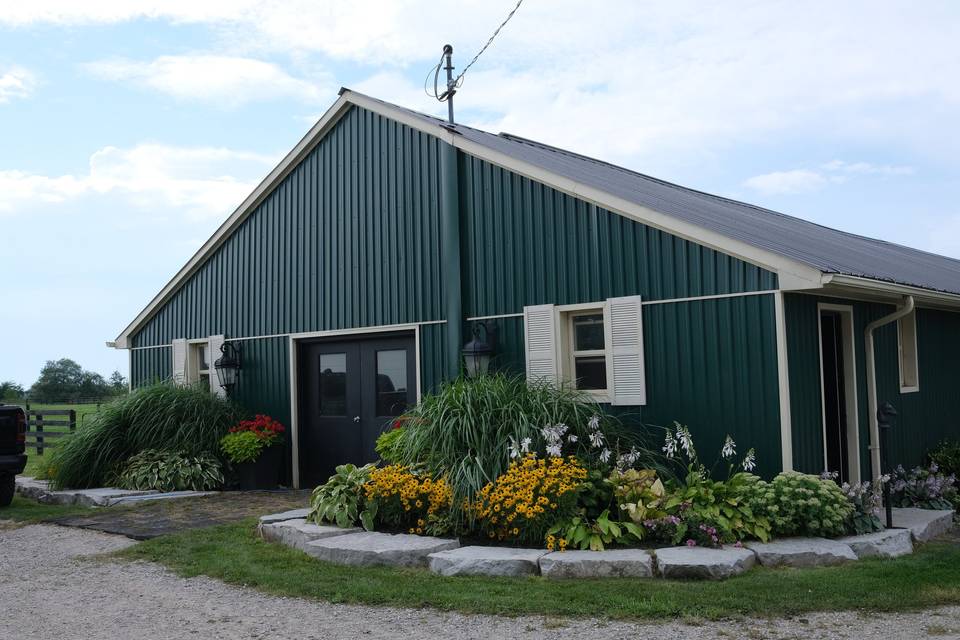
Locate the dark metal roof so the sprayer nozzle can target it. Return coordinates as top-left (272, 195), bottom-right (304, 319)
top-left (356, 92), bottom-right (960, 296)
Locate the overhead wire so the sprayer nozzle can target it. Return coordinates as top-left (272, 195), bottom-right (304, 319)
top-left (425, 0), bottom-right (526, 102)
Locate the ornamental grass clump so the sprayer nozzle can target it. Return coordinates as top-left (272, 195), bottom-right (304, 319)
top-left (48, 382), bottom-right (245, 489)
top-left (362, 464), bottom-right (453, 535)
top-left (473, 454), bottom-right (587, 545)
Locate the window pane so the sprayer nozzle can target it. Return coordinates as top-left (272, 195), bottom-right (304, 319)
top-left (376, 349), bottom-right (408, 416)
top-left (573, 314), bottom-right (605, 351)
top-left (199, 344), bottom-right (210, 370)
top-left (574, 356), bottom-right (607, 390)
top-left (319, 353), bottom-right (347, 416)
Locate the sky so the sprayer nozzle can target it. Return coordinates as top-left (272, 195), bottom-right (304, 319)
top-left (1, 1), bottom-right (958, 388)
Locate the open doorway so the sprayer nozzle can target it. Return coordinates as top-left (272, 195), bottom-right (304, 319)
top-left (817, 304), bottom-right (861, 484)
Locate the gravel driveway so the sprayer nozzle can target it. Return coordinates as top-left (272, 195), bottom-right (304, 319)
top-left (2, 523), bottom-right (959, 640)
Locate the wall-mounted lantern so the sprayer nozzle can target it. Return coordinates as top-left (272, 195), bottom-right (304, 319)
top-left (462, 320), bottom-right (498, 378)
top-left (214, 342), bottom-right (242, 392)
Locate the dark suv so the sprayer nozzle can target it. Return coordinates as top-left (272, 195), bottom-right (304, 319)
top-left (0, 405), bottom-right (27, 506)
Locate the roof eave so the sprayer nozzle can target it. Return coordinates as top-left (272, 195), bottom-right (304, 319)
top-left (820, 274), bottom-right (960, 309)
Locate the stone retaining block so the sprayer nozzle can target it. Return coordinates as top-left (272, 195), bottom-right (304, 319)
top-left (306, 532), bottom-right (459, 568)
top-left (258, 508), bottom-right (312, 525)
top-left (539, 549), bottom-right (654, 579)
top-left (838, 529), bottom-right (913, 559)
top-left (260, 518), bottom-right (360, 552)
top-left (429, 546), bottom-right (546, 577)
top-left (745, 538), bottom-right (856, 568)
top-left (655, 546), bottom-right (756, 580)
top-left (890, 508), bottom-right (954, 543)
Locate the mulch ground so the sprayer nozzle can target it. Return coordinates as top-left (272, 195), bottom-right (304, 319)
top-left (49, 490), bottom-right (310, 540)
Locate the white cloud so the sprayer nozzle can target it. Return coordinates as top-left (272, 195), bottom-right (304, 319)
top-left (0, 144), bottom-right (279, 217)
top-left (84, 55), bottom-right (330, 106)
top-left (744, 159), bottom-right (916, 195)
top-left (742, 170), bottom-right (831, 196)
top-left (820, 160), bottom-right (915, 176)
top-left (0, 67), bottom-right (37, 103)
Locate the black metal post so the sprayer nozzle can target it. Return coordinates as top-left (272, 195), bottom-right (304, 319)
top-left (442, 44), bottom-right (455, 124)
top-left (878, 401), bottom-right (898, 529)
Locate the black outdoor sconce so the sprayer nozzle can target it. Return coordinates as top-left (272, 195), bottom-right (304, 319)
top-left (462, 320), bottom-right (498, 378)
top-left (214, 341), bottom-right (242, 392)
top-left (877, 401), bottom-right (898, 529)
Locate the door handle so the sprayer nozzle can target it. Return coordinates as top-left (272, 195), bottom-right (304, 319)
top-left (353, 415), bottom-right (361, 423)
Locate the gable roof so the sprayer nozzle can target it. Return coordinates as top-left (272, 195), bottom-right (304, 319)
top-left (112, 89), bottom-right (960, 347)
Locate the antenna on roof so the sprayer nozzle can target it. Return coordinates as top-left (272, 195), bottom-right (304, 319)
top-left (424, 0), bottom-right (526, 125)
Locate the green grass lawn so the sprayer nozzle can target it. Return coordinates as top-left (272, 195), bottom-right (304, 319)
top-left (0, 495), bottom-right (95, 523)
top-left (19, 402), bottom-right (104, 478)
top-left (120, 519), bottom-right (960, 620)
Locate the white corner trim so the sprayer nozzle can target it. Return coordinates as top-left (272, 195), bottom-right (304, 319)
top-left (774, 291), bottom-right (793, 473)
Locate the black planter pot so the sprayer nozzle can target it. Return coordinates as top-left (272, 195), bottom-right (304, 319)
top-left (234, 444), bottom-right (282, 490)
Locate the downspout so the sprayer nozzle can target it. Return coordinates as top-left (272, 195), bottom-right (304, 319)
top-left (864, 295), bottom-right (914, 480)
top-left (439, 138), bottom-right (463, 379)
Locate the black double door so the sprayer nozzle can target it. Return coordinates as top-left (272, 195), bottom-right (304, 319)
top-left (298, 333), bottom-right (416, 488)
top-left (820, 312), bottom-right (850, 483)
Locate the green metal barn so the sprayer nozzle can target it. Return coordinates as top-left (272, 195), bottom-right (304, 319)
top-left (110, 89), bottom-right (960, 488)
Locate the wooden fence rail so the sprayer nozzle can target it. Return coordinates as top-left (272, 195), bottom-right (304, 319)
top-left (26, 409), bottom-right (76, 455)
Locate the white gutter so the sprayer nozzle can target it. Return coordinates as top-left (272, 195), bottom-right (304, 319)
top-left (864, 295), bottom-right (914, 480)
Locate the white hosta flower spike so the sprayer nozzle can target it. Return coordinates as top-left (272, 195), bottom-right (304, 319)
top-left (721, 435), bottom-right (736, 459)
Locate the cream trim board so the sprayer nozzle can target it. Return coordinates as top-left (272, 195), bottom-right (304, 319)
top-left (287, 323), bottom-right (423, 489)
top-left (774, 291), bottom-right (793, 472)
top-left (821, 274), bottom-right (960, 309)
top-left (816, 303), bottom-right (861, 484)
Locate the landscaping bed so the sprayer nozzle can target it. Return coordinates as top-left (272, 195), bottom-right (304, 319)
top-left (286, 374), bottom-right (960, 581)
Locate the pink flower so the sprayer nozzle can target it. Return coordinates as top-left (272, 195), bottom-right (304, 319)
top-left (686, 539), bottom-right (696, 547)
top-left (734, 541), bottom-right (743, 548)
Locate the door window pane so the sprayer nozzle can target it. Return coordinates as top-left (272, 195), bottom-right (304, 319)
top-left (319, 353), bottom-right (347, 416)
top-left (574, 356), bottom-right (607, 390)
top-left (376, 349), bottom-right (408, 416)
top-left (573, 314), bottom-right (605, 351)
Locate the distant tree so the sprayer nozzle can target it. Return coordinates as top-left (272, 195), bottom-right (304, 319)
top-left (109, 371), bottom-right (128, 394)
top-left (0, 381), bottom-right (25, 402)
top-left (28, 359), bottom-right (112, 402)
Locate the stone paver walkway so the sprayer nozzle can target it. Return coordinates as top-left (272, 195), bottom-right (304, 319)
top-left (51, 490), bottom-right (310, 539)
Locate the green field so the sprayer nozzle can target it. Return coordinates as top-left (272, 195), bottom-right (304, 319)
top-left (18, 402), bottom-right (104, 478)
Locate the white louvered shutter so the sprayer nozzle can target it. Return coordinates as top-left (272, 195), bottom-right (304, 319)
top-left (606, 296), bottom-right (646, 405)
top-left (208, 335), bottom-right (226, 397)
top-left (171, 339), bottom-right (188, 386)
top-left (524, 304), bottom-right (558, 383)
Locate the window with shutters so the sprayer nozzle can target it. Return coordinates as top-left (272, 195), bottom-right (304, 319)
top-left (898, 312), bottom-right (919, 393)
top-left (524, 297), bottom-right (646, 406)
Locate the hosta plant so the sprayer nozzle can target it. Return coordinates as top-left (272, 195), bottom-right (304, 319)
top-left (307, 463), bottom-right (376, 528)
top-left (841, 478), bottom-right (885, 535)
top-left (116, 449), bottom-right (223, 492)
top-left (889, 463), bottom-right (957, 510)
top-left (547, 508), bottom-right (643, 551)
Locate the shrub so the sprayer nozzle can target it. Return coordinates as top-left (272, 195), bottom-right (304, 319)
top-left (116, 449), bottom-right (223, 492)
top-left (473, 454), bottom-right (587, 545)
top-left (393, 374), bottom-right (637, 519)
top-left (362, 465), bottom-right (453, 535)
top-left (930, 440), bottom-right (960, 478)
top-left (307, 463), bottom-right (375, 528)
top-left (220, 414), bottom-right (285, 464)
top-left (48, 382), bottom-right (246, 489)
top-left (889, 464), bottom-right (957, 510)
top-left (744, 471), bottom-right (853, 538)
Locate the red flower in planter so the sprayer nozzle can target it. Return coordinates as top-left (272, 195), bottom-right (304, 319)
top-left (230, 414), bottom-right (286, 446)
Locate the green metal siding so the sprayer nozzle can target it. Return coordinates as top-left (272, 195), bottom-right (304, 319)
top-left (483, 295), bottom-right (781, 477)
top-left (131, 105), bottom-right (445, 347)
top-left (786, 293), bottom-right (960, 474)
top-left (459, 156), bottom-right (778, 317)
top-left (130, 347), bottom-right (172, 388)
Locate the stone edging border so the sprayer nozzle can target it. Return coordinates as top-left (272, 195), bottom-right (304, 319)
top-left (258, 507), bottom-right (952, 581)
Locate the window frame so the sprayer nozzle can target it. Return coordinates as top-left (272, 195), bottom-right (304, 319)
top-left (186, 338), bottom-right (212, 390)
top-left (558, 302), bottom-right (611, 402)
top-left (897, 311), bottom-right (920, 394)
